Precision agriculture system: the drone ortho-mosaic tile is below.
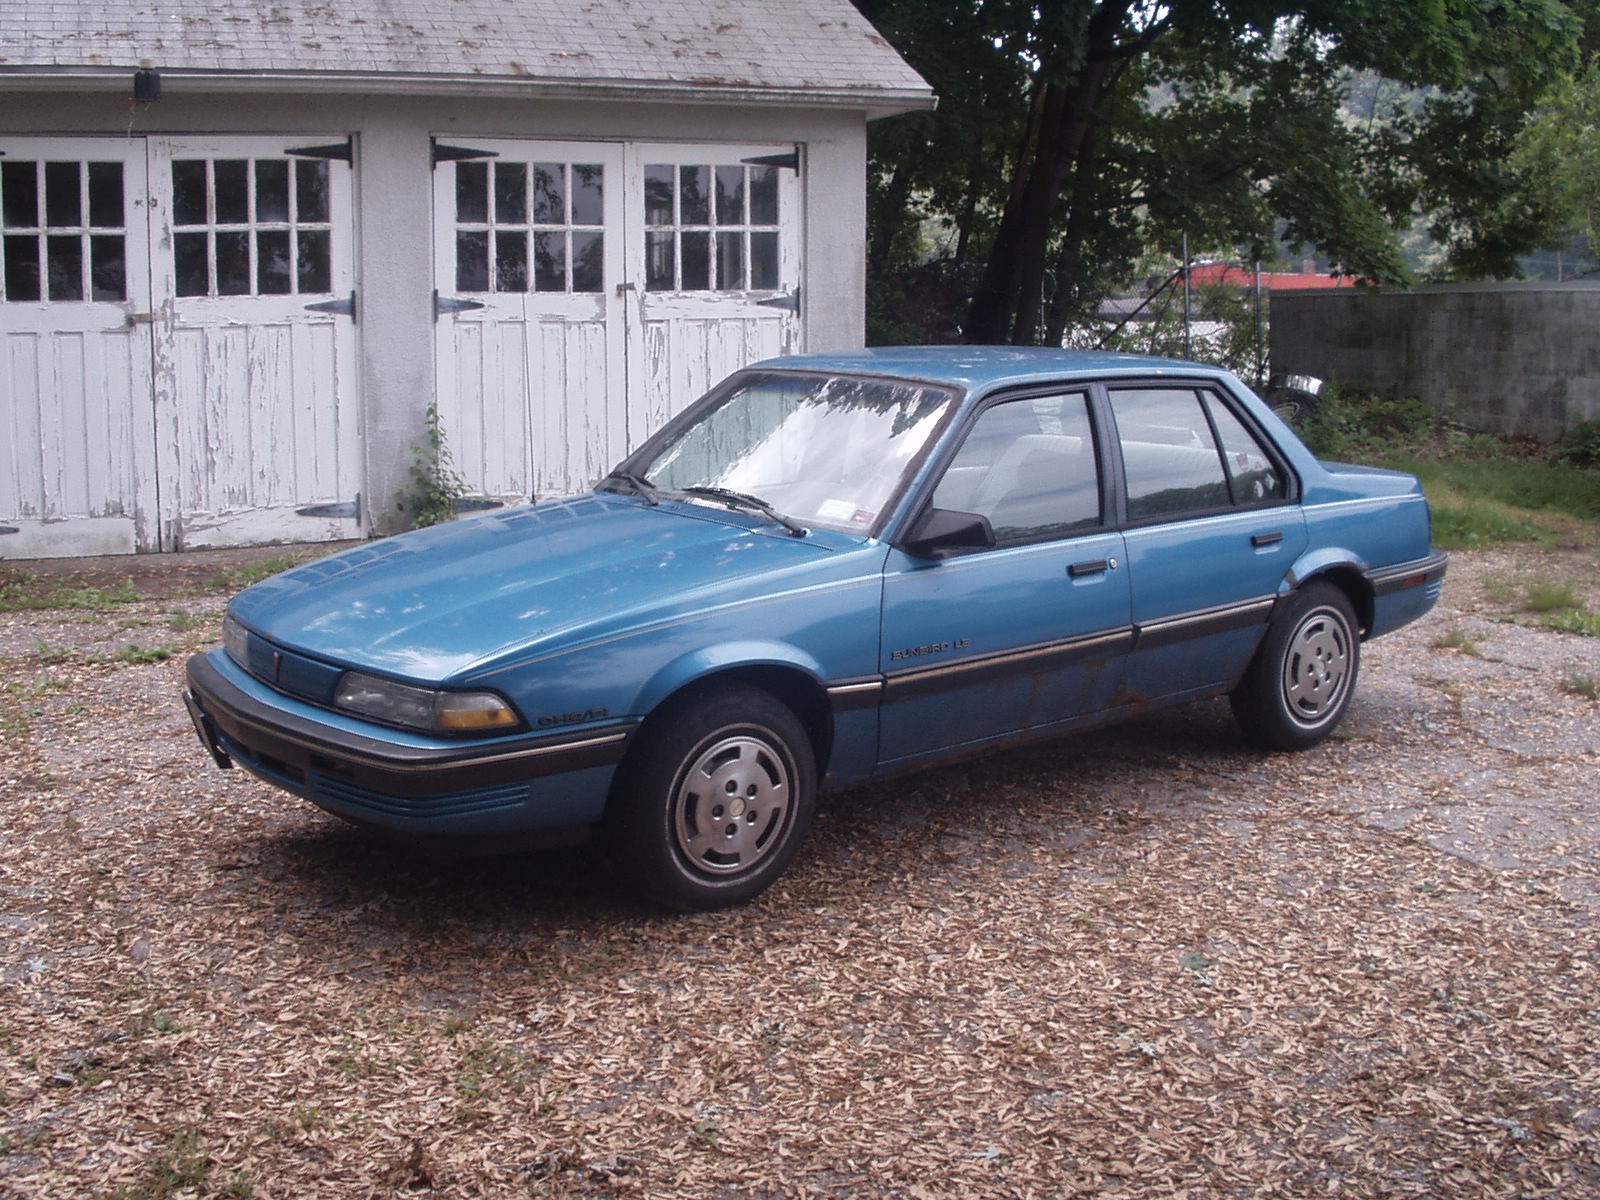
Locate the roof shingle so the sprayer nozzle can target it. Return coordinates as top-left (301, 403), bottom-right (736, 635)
top-left (0, 0), bottom-right (931, 108)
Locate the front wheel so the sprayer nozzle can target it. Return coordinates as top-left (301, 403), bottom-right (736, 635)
top-left (609, 685), bottom-right (816, 911)
top-left (1231, 582), bottom-right (1360, 751)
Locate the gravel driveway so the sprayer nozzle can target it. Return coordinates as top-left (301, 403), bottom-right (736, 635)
top-left (1, 546), bottom-right (1597, 1198)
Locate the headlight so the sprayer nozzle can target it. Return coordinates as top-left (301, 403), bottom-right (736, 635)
top-left (333, 671), bottom-right (521, 735)
top-left (222, 612), bottom-right (251, 668)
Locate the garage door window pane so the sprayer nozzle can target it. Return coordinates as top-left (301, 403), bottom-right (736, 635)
top-left (495, 164), bottom-right (528, 225)
top-left (255, 160), bottom-right (290, 223)
top-left (175, 232), bottom-right (209, 296)
top-left (88, 163), bottom-right (123, 227)
top-left (3, 162), bottom-right (38, 227)
top-left (572, 231), bottom-right (603, 293)
top-left (172, 161), bottom-right (208, 225)
top-left (496, 229), bottom-right (528, 292)
top-left (296, 161), bottom-right (329, 224)
top-left (257, 229), bottom-right (292, 294)
top-left (297, 230), bottom-right (331, 294)
top-left (90, 234), bottom-right (126, 301)
top-left (4, 234), bottom-right (41, 301)
top-left (45, 162), bottom-right (82, 227)
top-left (456, 230), bottom-right (489, 292)
top-left (46, 234), bottom-right (84, 301)
top-left (533, 231), bottom-right (564, 292)
top-left (213, 160), bottom-right (249, 225)
top-left (571, 165), bottom-right (604, 225)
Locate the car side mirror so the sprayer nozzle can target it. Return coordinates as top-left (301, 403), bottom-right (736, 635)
top-left (898, 507), bottom-right (995, 559)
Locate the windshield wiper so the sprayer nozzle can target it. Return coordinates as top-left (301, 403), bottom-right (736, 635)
top-left (600, 469), bottom-right (661, 506)
top-left (680, 486), bottom-right (808, 537)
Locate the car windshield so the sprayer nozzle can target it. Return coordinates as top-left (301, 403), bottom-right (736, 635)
top-left (624, 371), bottom-right (953, 534)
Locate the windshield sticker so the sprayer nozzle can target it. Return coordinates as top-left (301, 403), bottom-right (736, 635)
top-left (818, 499), bottom-right (856, 523)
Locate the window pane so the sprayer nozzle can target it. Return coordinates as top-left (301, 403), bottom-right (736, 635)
top-left (297, 230), bottom-right (331, 293)
top-left (571, 231), bottom-right (603, 292)
top-left (257, 229), bottom-right (291, 294)
top-left (174, 231), bottom-right (209, 296)
top-left (749, 166), bottom-right (778, 224)
top-left (216, 230), bottom-right (251, 294)
top-left (644, 166), bottom-right (674, 226)
top-left (1113, 389), bottom-right (1230, 519)
top-left (1205, 394), bottom-right (1285, 504)
top-left (172, 161), bottom-right (208, 225)
top-left (533, 231), bottom-right (565, 292)
top-left (715, 166), bottom-right (745, 224)
top-left (533, 164), bottom-right (564, 223)
top-left (3, 235), bottom-right (41, 300)
top-left (456, 230), bottom-right (489, 291)
top-left (933, 395), bottom-right (1098, 541)
top-left (3, 162), bottom-right (39, 228)
top-left (46, 234), bottom-right (83, 300)
top-left (645, 230), bottom-right (674, 290)
top-left (214, 160), bottom-right (249, 224)
top-left (87, 163), bottom-right (123, 228)
top-left (45, 162), bottom-right (82, 228)
top-left (750, 232), bottom-right (778, 289)
top-left (494, 163), bottom-right (528, 225)
top-left (90, 234), bottom-right (126, 301)
top-left (255, 159), bottom-right (290, 222)
top-left (717, 231), bottom-right (743, 290)
top-left (679, 165), bottom-right (709, 224)
top-left (681, 231), bottom-right (710, 290)
top-left (496, 230), bottom-right (529, 292)
top-left (296, 160), bottom-right (330, 223)
top-left (571, 164), bottom-right (603, 225)
top-left (456, 162), bottom-right (488, 224)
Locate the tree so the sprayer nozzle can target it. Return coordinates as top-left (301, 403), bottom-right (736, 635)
top-left (858, 0), bottom-right (1586, 346)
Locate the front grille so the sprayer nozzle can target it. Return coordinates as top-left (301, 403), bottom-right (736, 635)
top-left (309, 775), bottom-right (530, 820)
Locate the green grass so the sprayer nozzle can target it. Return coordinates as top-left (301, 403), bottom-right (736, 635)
top-left (204, 553), bottom-right (299, 594)
top-left (1298, 387), bottom-right (1600, 552)
top-left (0, 578), bottom-right (143, 613)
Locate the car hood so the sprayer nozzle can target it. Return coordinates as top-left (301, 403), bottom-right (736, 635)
top-left (229, 494), bottom-right (841, 681)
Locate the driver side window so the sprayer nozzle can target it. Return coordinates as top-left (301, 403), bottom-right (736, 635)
top-left (931, 393), bottom-right (1100, 544)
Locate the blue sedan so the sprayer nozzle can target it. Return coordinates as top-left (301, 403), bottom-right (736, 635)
top-left (185, 348), bottom-right (1446, 909)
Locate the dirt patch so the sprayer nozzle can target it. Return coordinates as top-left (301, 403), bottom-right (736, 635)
top-left (1, 547), bottom-right (1597, 1198)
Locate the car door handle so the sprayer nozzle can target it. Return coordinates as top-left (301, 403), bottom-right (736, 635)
top-left (1251, 531), bottom-right (1284, 547)
top-left (1068, 558), bottom-right (1110, 578)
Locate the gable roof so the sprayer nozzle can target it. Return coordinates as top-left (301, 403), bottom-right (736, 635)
top-left (0, 0), bottom-right (932, 116)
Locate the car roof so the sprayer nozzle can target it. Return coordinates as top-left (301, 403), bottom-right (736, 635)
top-left (746, 346), bottom-right (1235, 393)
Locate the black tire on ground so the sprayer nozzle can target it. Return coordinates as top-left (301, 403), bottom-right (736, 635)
top-left (1231, 581), bottom-right (1361, 752)
top-left (608, 684), bottom-right (817, 911)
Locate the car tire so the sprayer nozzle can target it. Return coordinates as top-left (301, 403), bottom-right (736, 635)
top-left (1231, 581), bottom-right (1360, 752)
top-left (609, 684), bottom-right (817, 911)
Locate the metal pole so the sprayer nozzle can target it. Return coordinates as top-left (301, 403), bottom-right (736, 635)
top-left (1181, 233), bottom-right (1192, 360)
top-left (1253, 257), bottom-right (1264, 387)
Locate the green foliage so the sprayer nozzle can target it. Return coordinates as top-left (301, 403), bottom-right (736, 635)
top-left (1555, 419), bottom-right (1600, 468)
top-left (396, 402), bottom-right (467, 530)
top-left (857, 0), bottom-right (1586, 344)
top-left (1295, 387), bottom-right (1441, 461)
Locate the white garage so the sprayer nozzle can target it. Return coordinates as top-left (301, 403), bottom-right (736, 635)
top-left (0, 0), bottom-right (930, 557)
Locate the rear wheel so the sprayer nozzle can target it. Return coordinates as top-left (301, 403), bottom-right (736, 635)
top-left (1231, 581), bottom-right (1360, 751)
top-left (609, 685), bottom-right (816, 911)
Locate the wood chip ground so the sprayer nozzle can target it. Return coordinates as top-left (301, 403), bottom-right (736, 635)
top-left (1, 547), bottom-right (1597, 1198)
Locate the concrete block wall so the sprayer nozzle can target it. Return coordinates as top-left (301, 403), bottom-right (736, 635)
top-left (1269, 282), bottom-right (1600, 441)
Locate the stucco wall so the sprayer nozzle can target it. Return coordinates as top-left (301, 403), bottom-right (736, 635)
top-left (1269, 283), bottom-right (1600, 441)
top-left (1, 88), bottom-right (870, 536)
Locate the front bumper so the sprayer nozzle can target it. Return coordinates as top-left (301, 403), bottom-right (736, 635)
top-left (185, 652), bottom-right (632, 839)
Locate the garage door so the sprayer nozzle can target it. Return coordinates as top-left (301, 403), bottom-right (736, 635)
top-left (433, 139), bottom-right (801, 504)
top-left (1, 135), bottom-right (360, 556)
